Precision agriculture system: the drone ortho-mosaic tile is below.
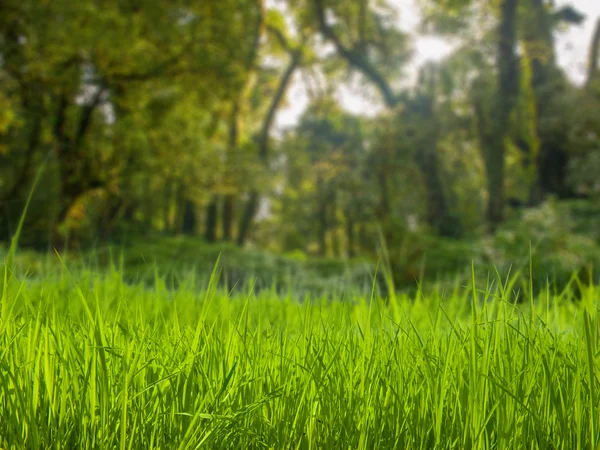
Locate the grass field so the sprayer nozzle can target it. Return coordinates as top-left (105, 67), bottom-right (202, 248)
top-left (1, 258), bottom-right (599, 449)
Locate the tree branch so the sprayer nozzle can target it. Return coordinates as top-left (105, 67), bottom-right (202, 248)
top-left (267, 24), bottom-right (292, 53)
top-left (258, 49), bottom-right (302, 160)
top-left (312, 0), bottom-right (398, 107)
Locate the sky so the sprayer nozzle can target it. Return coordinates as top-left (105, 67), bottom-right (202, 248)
top-left (276, 0), bottom-right (600, 129)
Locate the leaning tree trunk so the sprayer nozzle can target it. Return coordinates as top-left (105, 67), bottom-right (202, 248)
top-left (236, 48), bottom-right (302, 246)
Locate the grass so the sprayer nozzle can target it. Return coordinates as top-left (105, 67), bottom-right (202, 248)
top-left (0, 257), bottom-right (599, 449)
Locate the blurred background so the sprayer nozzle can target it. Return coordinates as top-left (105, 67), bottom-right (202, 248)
top-left (1, 0), bottom-right (599, 293)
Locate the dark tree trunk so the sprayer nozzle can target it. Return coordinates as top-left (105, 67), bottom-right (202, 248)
top-left (414, 145), bottom-right (455, 237)
top-left (538, 136), bottom-right (571, 198)
top-left (222, 195), bottom-right (234, 241)
top-left (487, 0), bottom-right (519, 228)
top-left (236, 192), bottom-right (258, 247)
top-left (181, 199), bottom-right (197, 235)
top-left (204, 198), bottom-right (218, 243)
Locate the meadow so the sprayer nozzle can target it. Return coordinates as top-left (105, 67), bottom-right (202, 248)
top-left (1, 255), bottom-right (599, 449)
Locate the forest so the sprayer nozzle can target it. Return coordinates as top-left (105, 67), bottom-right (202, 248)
top-left (1, 0), bottom-right (600, 290)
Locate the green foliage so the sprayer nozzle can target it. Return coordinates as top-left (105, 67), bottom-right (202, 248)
top-left (492, 199), bottom-right (600, 291)
top-left (1, 0), bottom-right (599, 306)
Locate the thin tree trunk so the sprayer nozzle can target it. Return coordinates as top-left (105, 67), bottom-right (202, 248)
top-left (204, 198), bottom-right (218, 242)
top-left (222, 195), bottom-right (234, 241)
top-left (236, 192), bottom-right (258, 246)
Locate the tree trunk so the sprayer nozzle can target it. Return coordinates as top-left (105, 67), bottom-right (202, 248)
top-left (236, 192), bottom-right (258, 246)
top-left (204, 198), bottom-right (218, 243)
top-left (222, 195), bottom-right (234, 241)
top-left (487, 0), bottom-right (519, 228)
top-left (525, 0), bottom-right (572, 202)
top-left (181, 199), bottom-right (197, 235)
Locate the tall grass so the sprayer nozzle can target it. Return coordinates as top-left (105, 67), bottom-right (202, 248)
top-left (0, 260), bottom-right (599, 449)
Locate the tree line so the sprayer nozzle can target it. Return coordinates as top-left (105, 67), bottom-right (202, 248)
top-left (1, 0), bottom-right (599, 259)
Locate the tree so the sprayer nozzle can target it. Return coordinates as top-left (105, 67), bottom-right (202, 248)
top-left (0, 0), bottom-right (265, 245)
top-left (236, 14), bottom-right (306, 246)
top-left (485, 0), bottom-right (519, 227)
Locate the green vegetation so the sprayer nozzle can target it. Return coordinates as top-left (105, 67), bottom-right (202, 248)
top-left (2, 0), bottom-right (600, 447)
top-left (1, 260), bottom-right (599, 449)
top-left (1, 0), bottom-right (599, 275)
